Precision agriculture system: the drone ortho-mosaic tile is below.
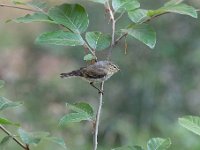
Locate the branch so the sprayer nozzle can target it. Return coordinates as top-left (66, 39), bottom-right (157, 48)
top-left (141, 12), bottom-right (169, 24)
top-left (107, 1), bottom-right (115, 45)
top-left (93, 82), bottom-right (104, 150)
top-left (0, 4), bottom-right (39, 12)
top-left (114, 33), bottom-right (128, 46)
top-left (0, 4), bottom-right (94, 59)
top-left (83, 42), bottom-right (97, 59)
top-left (114, 12), bottom-right (171, 46)
top-left (115, 11), bottom-right (125, 22)
top-left (105, 1), bottom-right (116, 59)
top-left (0, 125), bottom-right (30, 150)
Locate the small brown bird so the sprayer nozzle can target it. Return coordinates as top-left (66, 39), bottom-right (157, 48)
top-left (60, 60), bottom-right (119, 93)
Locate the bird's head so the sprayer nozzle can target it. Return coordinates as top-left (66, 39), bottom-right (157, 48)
top-left (107, 61), bottom-right (120, 74)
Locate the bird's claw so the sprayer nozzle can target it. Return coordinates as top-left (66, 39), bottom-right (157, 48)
top-left (98, 90), bottom-right (104, 95)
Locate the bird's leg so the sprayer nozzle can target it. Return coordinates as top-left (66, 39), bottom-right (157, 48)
top-left (90, 82), bottom-right (104, 94)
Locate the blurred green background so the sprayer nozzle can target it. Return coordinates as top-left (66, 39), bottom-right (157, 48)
top-left (1, 0), bottom-right (200, 150)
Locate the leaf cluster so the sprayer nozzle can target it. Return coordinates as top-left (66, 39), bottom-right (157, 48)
top-left (11, 0), bottom-right (198, 60)
top-left (0, 80), bottom-right (67, 150)
top-left (3, 0), bottom-right (200, 150)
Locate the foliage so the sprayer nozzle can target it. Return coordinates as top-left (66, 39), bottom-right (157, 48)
top-left (85, 32), bottom-right (111, 51)
top-left (0, 96), bottom-right (23, 111)
top-left (59, 102), bottom-right (94, 126)
top-left (147, 138), bottom-right (171, 150)
top-left (179, 116), bottom-right (200, 136)
top-left (12, 0), bottom-right (198, 52)
top-left (36, 31), bottom-right (85, 46)
top-left (0, 117), bottom-right (19, 126)
top-left (112, 137), bottom-right (171, 150)
top-left (1, 0), bottom-right (200, 149)
top-left (18, 128), bottom-right (67, 149)
top-left (0, 82), bottom-right (66, 150)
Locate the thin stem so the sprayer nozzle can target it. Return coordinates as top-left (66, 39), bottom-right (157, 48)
top-left (93, 82), bottom-right (104, 150)
top-left (0, 4), bottom-right (39, 12)
top-left (83, 43), bottom-right (96, 59)
top-left (111, 20), bottom-right (116, 46)
top-left (0, 125), bottom-right (29, 150)
top-left (114, 12), bottom-right (171, 46)
top-left (140, 12), bottom-right (169, 24)
top-left (106, 1), bottom-right (115, 46)
top-left (106, 1), bottom-right (116, 59)
top-left (115, 11), bottom-right (125, 22)
top-left (114, 33), bottom-right (128, 46)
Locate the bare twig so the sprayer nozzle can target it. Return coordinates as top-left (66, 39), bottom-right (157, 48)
top-left (115, 11), bottom-right (125, 22)
top-left (105, 1), bottom-right (116, 59)
top-left (114, 12), bottom-right (171, 46)
top-left (26, 144), bottom-right (30, 150)
top-left (106, 1), bottom-right (115, 46)
top-left (83, 43), bottom-right (96, 59)
top-left (0, 125), bottom-right (29, 150)
top-left (111, 20), bottom-right (116, 46)
top-left (114, 33), bottom-right (128, 46)
top-left (93, 82), bottom-right (104, 150)
top-left (0, 4), bottom-right (39, 12)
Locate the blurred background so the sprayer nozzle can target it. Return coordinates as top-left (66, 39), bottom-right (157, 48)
top-left (1, 0), bottom-right (200, 150)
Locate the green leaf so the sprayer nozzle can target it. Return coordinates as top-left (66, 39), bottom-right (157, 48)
top-left (36, 31), bottom-right (85, 46)
top-left (128, 9), bottom-right (149, 23)
top-left (86, 32), bottom-right (111, 51)
top-left (148, 2), bottom-right (197, 19)
top-left (27, 0), bottom-right (47, 10)
top-left (18, 128), bottom-right (49, 145)
top-left (112, 0), bottom-right (140, 13)
top-left (112, 145), bottom-right (144, 150)
top-left (147, 10), bottom-right (164, 17)
top-left (147, 138), bottom-right (171, 150)
top-left (10, 0), bottom-right (26, 5)
top-left (14, 13), bottom-right (56, 23)
top-left (48, 4), bottom-right (89, 33)
top-left (59, 113), bottom-right (91, 126)
top-left (18, 128), bottom-right (67, 148)
top-left (0, 80), bottom-right (5, 88)
top-left (87, 0), bottom-right (105, 4)
top-left (11, 0), bottom-right (47, 9)
top-left (0, 97), bottom-right (23, 112)
top-left (0, 136), bottom-right (11, 149)
top-left (0, 117), bottom-right (19, 126)
top-left (179, 116), bottom-right (200, 136)
top-left (67, 102), bottom-right (94, 117)
top-left (84, 54), bottom-right (96, 61)
top-left (164, 0), bottom-right (184, 7)
top-left (161, 3), bottom-right (197, 18)
top-left (121, 24), bottom-right (156, 49)
top-left (46, 137), bottom-right (67, 149)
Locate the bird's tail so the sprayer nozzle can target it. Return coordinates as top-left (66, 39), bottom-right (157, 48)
top-left (60, 70), bottom-right (81, 78)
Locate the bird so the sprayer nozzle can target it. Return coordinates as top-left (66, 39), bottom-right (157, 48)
top-left (60, 60), bottom-right (120, 93)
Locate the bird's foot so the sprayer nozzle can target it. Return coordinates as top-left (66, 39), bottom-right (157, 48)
top-left (98, 89), bottom-right (104, 95)
top-left (90, 82), bottom-right (104, 94)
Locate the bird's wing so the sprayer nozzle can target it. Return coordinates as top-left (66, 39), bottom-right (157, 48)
top-left (81, 67), bottom-right (106, 79)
